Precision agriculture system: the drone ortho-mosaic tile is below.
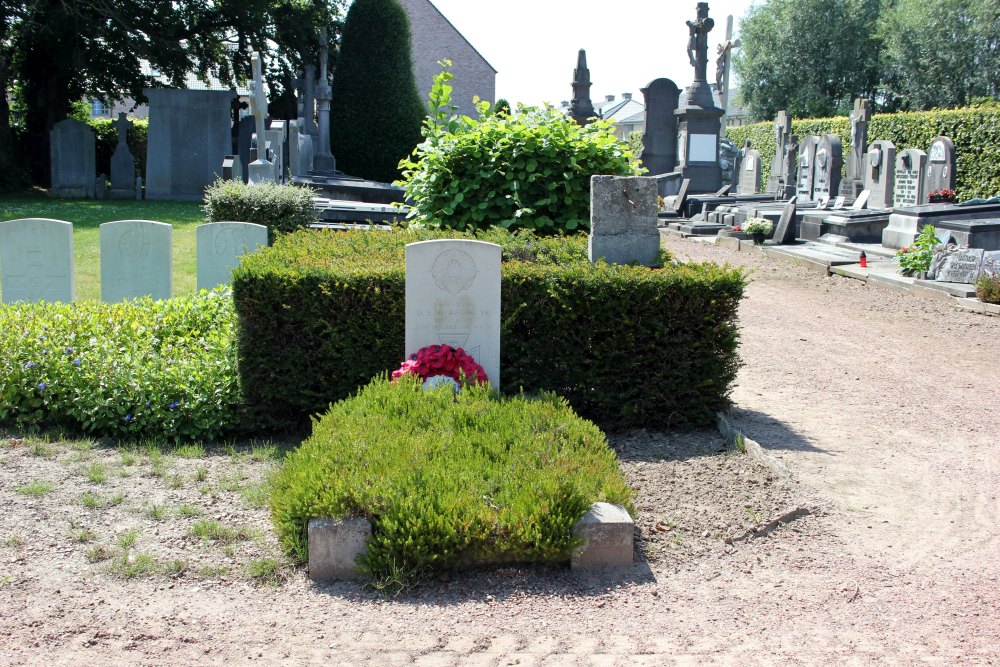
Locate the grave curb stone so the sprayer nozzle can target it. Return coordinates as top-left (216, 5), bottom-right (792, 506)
top-left (571, 503), bottom-right (634, 571)
top-left (307, 517), bottom-right (371, 581)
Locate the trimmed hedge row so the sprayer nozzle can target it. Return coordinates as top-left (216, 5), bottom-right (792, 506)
top-left (203, 179), bottom-right (318, 242)
top-left (232, 228), bottom-right (745, 432)
top-left (726, 105), bottom-right (1000, 200)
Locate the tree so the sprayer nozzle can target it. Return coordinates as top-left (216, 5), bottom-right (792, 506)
top-left (879, 0), bottom-right (1000, 110)
top-left (328, 0), bottom-right (425, 184)
top-left (1, 0), bottom-right (344, 186)
top-left (733, 0), bottom-right (883, 120)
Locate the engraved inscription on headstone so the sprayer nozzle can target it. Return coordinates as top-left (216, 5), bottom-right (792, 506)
top-left (0, 218), bottom-right (75, 304)
top-left (893, 148), bottom-right (928, 207)
top-left (100, 220), bottom-right (172, 302)
top-left (196, 222), bottom-right (268, 290)
top-left (406, 240), bottom-right (501, 388)
top-left (934, 248), bottom-right (984, 284)
top-left (795, 135), bottom-right (819, 202)
top-left (737, 147), bottom-right (762, 195)
top-left (980, 251), bottom-right (1000, 279)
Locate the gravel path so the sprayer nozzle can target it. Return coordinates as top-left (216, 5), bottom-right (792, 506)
top-left (2, 235), bottom-right (999, 665)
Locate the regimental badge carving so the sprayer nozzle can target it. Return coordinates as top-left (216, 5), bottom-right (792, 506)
top-left (118, 228), bottom-right (151, 260)
top-left (431, 249), bottom-right (478, 295)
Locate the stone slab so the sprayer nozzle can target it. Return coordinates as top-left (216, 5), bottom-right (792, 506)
top-left (933, 248), bottom-right (985, 284)
top-left (307, 517), bottom-right (371, 580)
top-left (589, 176), bottom-right (660, 266)
top-left (766, 244), bottom-right (863, 275)
top-left (717, 236), bottom-right (742, 252)
top-left (866, 268), bottom-right (915, 293)
top-left (405, 240), bottom-right (501, 388)
top-left (100, 220), bottom-right (172, 302)
top-left (0, 218), bottom-right (75, 304)
top-left (571, 502), bottom-right (634, 571)
top-left (912, 280), bottom-right (976, 299)
top-left (196, 222), bottom-right (268, 291)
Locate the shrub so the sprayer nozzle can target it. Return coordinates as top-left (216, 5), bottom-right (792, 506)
top-left (231, 228), bottom-right (744, 433)
top-left (0, 290), bottom-right (240, 441)
top-left (270, 376), bottom-right (632, 584)
top-left (896, 224), bottom-right (938, 276)
top-left (397, 65), bottom-right (640, 235)
top-left (328, 0), bottom-right (426, 183)
top-left (89, 117), bottom-right (148, 181)
top-left (976, 273), bottom-right (1000, 304)
top-left (203, 179), bottom-right (317, 241)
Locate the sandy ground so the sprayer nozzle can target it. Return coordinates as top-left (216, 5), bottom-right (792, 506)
top-left (2, 235), bottom-right (999, 665)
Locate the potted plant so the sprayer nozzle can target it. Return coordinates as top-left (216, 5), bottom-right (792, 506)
top-left (743, 217), bottom-right (773, 245)
top-left (928, 189), bottom-right (957, 204)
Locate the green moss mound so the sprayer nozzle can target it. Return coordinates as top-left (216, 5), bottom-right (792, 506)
top-left (270, 376), bottom-right (632, 583)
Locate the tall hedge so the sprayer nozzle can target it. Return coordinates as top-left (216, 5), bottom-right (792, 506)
top-left (328, 0), bottom-right (425, 183)
top-left (726, 104), bottom-right (1000, 200)
top-left (232, 229), bottom-right (746, 433)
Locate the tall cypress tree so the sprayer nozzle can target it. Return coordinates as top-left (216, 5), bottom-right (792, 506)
top-left (329, 0), bottom-right (426, 183)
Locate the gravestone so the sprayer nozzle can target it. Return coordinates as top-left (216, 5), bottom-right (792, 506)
top-left (811, 134), bottom-right (843, 202)
top-left (672, 178), bottom-right (691, 215)
top-left (840, 98), bottom-right (871, 198)
top-left (795, 135), bottom-right (820, 202)
top-left (288, 121), bottom-right (301, 178)
top-left (893, 148), bottom-right (928, 208)
top-left (778, 135), bottom-right (799, 200)
top-left (833, 195), bottom-right (846, 209)
top-left (222, 156), bottom-right (242, 182)
top-left (298, 132), bottom-right (314, 176)
top-left (770, 199), bottom-right (798, 245)
top-left (0, 218), bottom-right (75, 304)
top-left (640, 78), bottom-right (681, 175)
top-left (864, 140), bottom-right (896, 209)
top-left (405, 240), bottom-right (501, 389)
top-left (267, 120), bottom-right (287, 182)
top-left (237, 116), bottom-right (255, 184)
top-left (766, 110), bottom-right (791, 195)
top-left (737, 144), bottom-right (762, 195)
top-left (50, 118), bottom-right (96, 198)
top-left (196, 222), bottom-right (268, 291)
top-left (981, 251), bottom-right (1000, 279)
top-left (588, 176), bottom-right (660, 267)
top-left (926, 136), bottom-right (956, 194)
top-left (99, 220), bottom-right (172, 302)
top-left (109, 112), bottom-right (136, 198)
top-left (851, 190), bottom-right (871, 210)
top-left (934, 248), bottom-right (985, 284)
top-left (145, 88), bottom-right (235, 199)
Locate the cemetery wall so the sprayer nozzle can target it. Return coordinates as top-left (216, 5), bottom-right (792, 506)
top-left (232, 229), bottom-right (745, 433)
top-left (726, 105), bottom-right (1000, 201)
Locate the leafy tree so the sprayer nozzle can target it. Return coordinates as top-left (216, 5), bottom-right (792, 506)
top-left (734, 0), bottom-right (883, 120)
top-left (328, 0), bottom-right (425, 183)
top-left (1, 0), bottom-right (344, 185)
top-left (879, 0), bottom-right (1000, 110)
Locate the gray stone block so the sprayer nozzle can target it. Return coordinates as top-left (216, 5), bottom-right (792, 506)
top-left (307, 517), bottom-right (371, 581)
top-left (588, 232), bottom-right (661, 267)
top-left (571, 502), bottom-right (634, 571)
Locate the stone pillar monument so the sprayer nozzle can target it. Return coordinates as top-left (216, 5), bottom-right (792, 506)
top-left (569, 49), bottom-right (597, 126)
top-left (312, 28), bottom-right (337, 172)
top-left (247, 51), bottom-right (276, 184)
top-left (839, 98), bottom-right (871, 199)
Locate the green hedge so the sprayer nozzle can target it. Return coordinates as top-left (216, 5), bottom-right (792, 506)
top-left (271, 377), bottom-right (632, 584)
top-left (203, 179), bottom-right (317, 242)
top-left (89, 117), bottom-right (148, 181)
top-left (232, 228), bottom-right (745, 433)
top-left (726, 104), bottom-right (1000, 200)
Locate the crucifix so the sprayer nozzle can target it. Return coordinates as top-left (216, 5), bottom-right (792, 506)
top-left (112, 112), bottom-right (132, 149)
top-left (715, 15), bottom-right (741, 120)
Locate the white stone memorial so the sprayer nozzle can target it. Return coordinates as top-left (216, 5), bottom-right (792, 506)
top-left (100, 220), bottom-right (172, 302)
top-left (405, 240), bottom-right (501, 388)
top-left (0, 218), bottom-right (75, 304)
top-left (196, 222), bottom-right (268, 290)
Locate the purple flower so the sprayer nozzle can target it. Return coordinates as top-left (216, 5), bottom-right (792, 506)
top-left (41, 349), bottom-right (49, 355)
top-left (73, 358), bottom-right (82, 366)
top-left (124, 414), bottom-right (133, 423)
top-left (38, 382), bottom-right (47, 392)
top-left (168, 401), bottom-right (180, 410)
top-left (65, 348), bottom-right (75, 355)
top-left (144, 401), bottom-right (151, 407)
top-left (23, 361), bottom-right (37, 369)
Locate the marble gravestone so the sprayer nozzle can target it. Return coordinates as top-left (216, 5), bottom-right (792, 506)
top-left (766, 111), bottom-right (791, 195)
top-left (795, 135), bottom-right (820, 202)
top-left (893, 148), bottom-right (928, 207)
top-left (864, 140), bottom-right (896, 209)
top-left (100, 220), bottom-right (172, 302)
top-left (640, 78), bottom-right (681, 175)
top-left (811, 134), bottom-right (843, 202)
top-left (934, 248), bottom-right (985, 284)
top-left (109, 112), bottom-right (136, 198)
top-left (927, 136), bottom-right (956, 194)
top-left (196, 222), bottom-right (268, 291)
top-left (405, 240), bottom-right (501, 389)
top-left (50, 118), bottom-right (96, 198)
top-left (0, 218), bottom-right (75, 304)
top-left (737, 144), bottom-right (762, 195)
top-left (588, 176), bottom-right (660, 267)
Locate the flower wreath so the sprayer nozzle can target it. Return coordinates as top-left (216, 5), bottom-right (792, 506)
top-left (391, 344), bottom-right (488, 386)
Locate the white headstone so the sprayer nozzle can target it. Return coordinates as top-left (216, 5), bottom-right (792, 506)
top-left (0, 218), bottom-right (75, 304)
top-left (196, 222), bottom-right (268, 290)
top-left (100, 220), bottom-right (172, 302)
top-left (405, 240), bottom-right (501, 388)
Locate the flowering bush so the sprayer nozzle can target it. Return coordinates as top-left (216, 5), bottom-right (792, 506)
top-left (896, 224), bottom-right (939, 276)
top-left (976, 273), bottom-right (1000, 304)
top-left (391, 344), bottom-right (488, 386)
top-left (929, 189), bottom-right (957, 204)
top-left (743, 217), bottom-right (773, 236)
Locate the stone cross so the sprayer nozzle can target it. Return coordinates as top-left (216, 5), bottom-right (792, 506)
top-left (112, 112), bottom-right (132, 148)
top-left (715, 15), bottom-right (740, 123)
top-left (313, 28), bottom-right (335, 169)
top-left (249, 52), bottom-right (269, 144)
top-left (686, 2), bottom-right (715, 84)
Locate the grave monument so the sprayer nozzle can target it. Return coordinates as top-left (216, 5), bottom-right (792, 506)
top-left (569, 49), bottom-right (597, 126)
top-left (589, 176), bottom-right (660, 266)
top-left (893, 148), bottom-right (928, 207)
top-left (0, 218), bottom-right (75, 304)
top-left (196, 222), bottom-right (268, 291)
top-left (839, 98), bottom-right (871, 199)
top-left (50, 118), bottom-right (96, 198)
top-left (313, 29), bottom-right (337, 172)
top-left (247, 52), bottom-right (277, 184)
top-left (109, 113), bottom-right (136, 199)
top-left (811, 134), bottom-right (843, 202)
top-left (100, 220), bottom-right (172, 302)
top-left (640, 78), bottom-right (681, 175)
top-left (865, 140), bottom-right (896, 209)
top-left (926, 136), bottom-right (956, 194)
top-left (737, 141), bottom-right (761, 195)
top-left (765, 111), bottom-right (791, 196)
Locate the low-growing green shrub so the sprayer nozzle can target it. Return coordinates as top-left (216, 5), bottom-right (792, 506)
top-left (232, 228), bottom-right (744, 432)
top-left (203, 179), bottom-right (317, 241)
top-left (896, 224), bottom-right (938, 276)
top-left (270, 377), bottom-right (632, 584)
top-left (0, 290), bottom-right (240, 440)
top-left (976, 272), bottom-right (1000, 304)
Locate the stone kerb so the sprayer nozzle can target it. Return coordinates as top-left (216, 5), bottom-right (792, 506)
top-left (196, 222), bottom-right (268, 291)
top-left (589, 175), bottom-right (660, 267)
top-left (571, 502), bottom-right (635, 571)
top-left (100, 220), bottom-right (173, 302)
top-left (405, 239), bottom-right (501, 389)
top-left (0, 218), bottom-right (75, 304)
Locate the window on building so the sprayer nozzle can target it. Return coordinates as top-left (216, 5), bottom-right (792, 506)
top-left (91, 99), bottom-right (107, 116)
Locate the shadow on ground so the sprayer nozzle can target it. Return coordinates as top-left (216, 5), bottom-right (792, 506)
top-left (724, 407), bottom-right (826, 456)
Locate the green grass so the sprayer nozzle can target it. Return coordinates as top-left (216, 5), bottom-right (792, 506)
top-left (83, 462), bottom-right (108, 484)
top-left (245, 557), bottom-right (285, 586)
top-left (80, 490), bottom-right (125, 509)
top-left (189, 519), bottom-right (256, 545)
top-left (177, 504), bottom-right (204, 518)
top-left (173, 443), bottom-right (205, 459)
top-left (0, 196), bottom-right (204, 301)
top-left (16, 480), bottom-right (55, 496)
top-left (116, 529), bottom-right (140, 550)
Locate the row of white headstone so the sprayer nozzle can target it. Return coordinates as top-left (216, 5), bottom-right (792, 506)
top-left (0, 219), bottom-right (268, 305)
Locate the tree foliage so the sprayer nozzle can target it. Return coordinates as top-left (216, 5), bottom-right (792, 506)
top-left (1, 0), bottom-right (344, 184)
top-left (328, 0), bottom-right (425, 184)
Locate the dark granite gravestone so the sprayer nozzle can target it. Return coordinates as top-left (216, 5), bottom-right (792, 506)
top-left (811, 134), bottom-right (843, 202)
top-left (50, 118), bottom-right (96, 198)
top-left (795, 135), bottom-right (819, 202)
top-left (109, 112), bottom-right (136, 199)
top-left (933, 248), bottom-right (985, 283)
top-left (766, 110), bottom-right (791, 195)
top-left (737, 146), bottom-right (762, 194)
top-left (714, 184), bottom-right (731, 196)
top-left (893, 148), bottom-right (928, 207)
top-left (640, 78), bottom-right (681, 175)
top-left (780, 135), bottom-right (799, 200)
top-left (222, 156), bottom-right (242, 182)
top-left (237, 116), bottom-right (255, 184)
top-left (839, 98), bottom-right (871, 199)
top-left (569, 49), bottom-right (597, 125)
top-left (672, 179), bottom-right (691, 214)
top-left (864, 140), bottom-right (896, 209)
top-left (770, 198), bottom-right (798, 245)
top-left (926, 136), bottom-right (956, 194)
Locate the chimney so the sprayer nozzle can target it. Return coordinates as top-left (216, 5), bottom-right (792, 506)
top-left (622, 93), bottom-right (632, 100)
top-left (605, 95), bottom-right (615, 102)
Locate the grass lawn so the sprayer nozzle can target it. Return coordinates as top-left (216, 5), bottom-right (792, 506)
top-left (0, 194), bottom-right (205, 301)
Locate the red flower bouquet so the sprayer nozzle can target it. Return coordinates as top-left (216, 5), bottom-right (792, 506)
top-left (392, 344), bottom-right (488, 386)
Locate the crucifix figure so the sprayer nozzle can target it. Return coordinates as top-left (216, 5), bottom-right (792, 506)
top-left (715, 15), bottom-right (741, 113)
top-left (112, 112), bottom-right (132, 148)
top-left (847, 98), bottom-right (871, 181)
top-left (686, 2), bottom-right (715, 83)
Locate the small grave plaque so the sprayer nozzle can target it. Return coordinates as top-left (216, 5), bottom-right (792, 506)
top-left (406, 240), bottom-right (501, 388)
top-left (100, 220), bottom-right (172, 302)
top-left (196, 222), bottom-right (268, 290)
top-left (978, 251), bottom-right (1000, 279)
top-left (0, 218), bottom-right (75, 304)
top-left (935, 248), bottom-right (985, 284)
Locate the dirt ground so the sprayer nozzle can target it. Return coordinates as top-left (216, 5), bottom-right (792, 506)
top-left (2, 235), bottom-right (999, 665)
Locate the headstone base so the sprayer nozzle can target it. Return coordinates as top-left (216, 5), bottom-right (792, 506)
top-left (571, 503), bottom-right (634, 571)
top-left (313, 154), bottom-right (337, 172)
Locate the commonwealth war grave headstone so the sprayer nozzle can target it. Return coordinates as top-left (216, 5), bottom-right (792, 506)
top-left (893, 148), bottom-right (928, 207)
top-left (865, 140), bottom-right (896, 209)
top-left (0, 219), bottom-right (75, 304)
top-left (100, 220), bottom-right (172, 302)
top-left (589, 176), bottom-right (660, 267)
top-left (50, 118), bottom-right (96, 198)
top-left (196, 222), bottom-right (268, 291)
